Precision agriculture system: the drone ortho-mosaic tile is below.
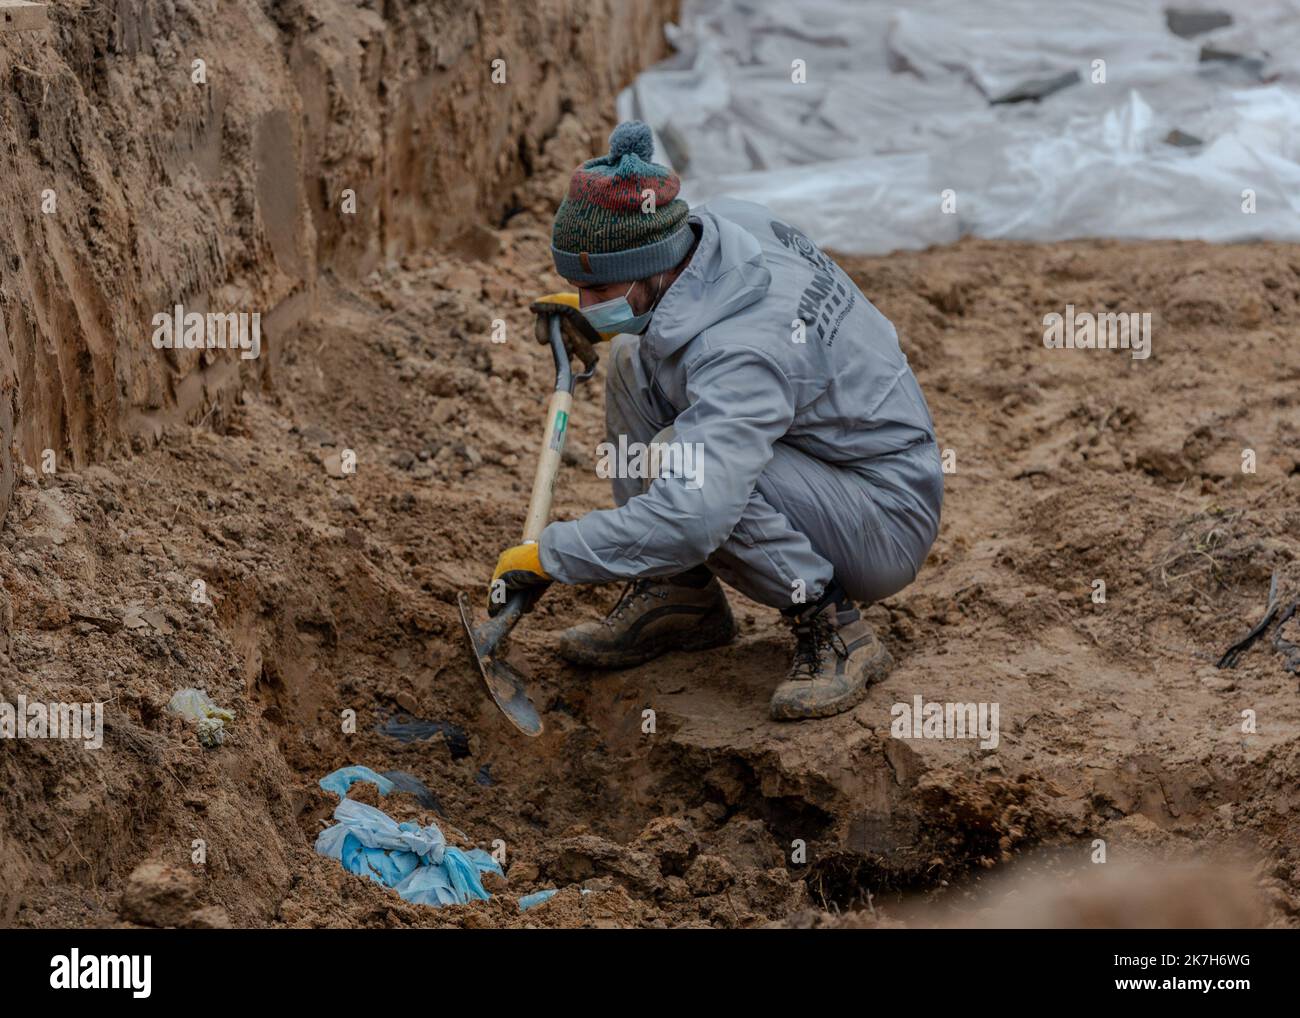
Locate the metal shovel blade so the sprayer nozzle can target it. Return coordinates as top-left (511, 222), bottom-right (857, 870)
top-left (457, 591), bottom-right (543, 737)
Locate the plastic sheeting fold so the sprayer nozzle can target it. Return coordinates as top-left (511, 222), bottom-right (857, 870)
top-left (620, 0), bottom-right (1300, 253)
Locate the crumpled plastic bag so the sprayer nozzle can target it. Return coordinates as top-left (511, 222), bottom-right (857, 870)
top-left (167, 688), bottom-right (235, 748)
top-left (314, 766), bottom-right (503, 907)
top-left (319, 765), bottom-right (394, 799)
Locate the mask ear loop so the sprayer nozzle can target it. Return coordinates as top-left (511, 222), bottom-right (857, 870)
top-left (646, 271), bottom-right (666, 311)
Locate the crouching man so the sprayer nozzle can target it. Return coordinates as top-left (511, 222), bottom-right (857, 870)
top-left (490, 121), bottom-right (942, 721)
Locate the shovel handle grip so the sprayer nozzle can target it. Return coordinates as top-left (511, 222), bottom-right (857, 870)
top-left (521, 314), bottom-right (579, 544)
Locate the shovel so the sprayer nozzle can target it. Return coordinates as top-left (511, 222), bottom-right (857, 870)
top-left (458, 312), bottom-right (596, 736)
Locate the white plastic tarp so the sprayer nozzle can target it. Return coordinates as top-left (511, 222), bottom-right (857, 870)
top-left (618, 0), bottom-right (1300, 253)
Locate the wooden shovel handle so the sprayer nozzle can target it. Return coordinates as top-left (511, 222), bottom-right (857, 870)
top-left (521, 380), bottom-right (573, 543)
top-left (520, 310), bottom-right (593, 545)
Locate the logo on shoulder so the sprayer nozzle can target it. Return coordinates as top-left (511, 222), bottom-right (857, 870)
top-left (770, 221), bottom-right (856, 346)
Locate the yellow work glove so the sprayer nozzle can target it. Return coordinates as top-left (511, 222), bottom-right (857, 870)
top-left (531, 293), bottom-right (610, 371)
top-left (488, 541), bottom-right (551, 616)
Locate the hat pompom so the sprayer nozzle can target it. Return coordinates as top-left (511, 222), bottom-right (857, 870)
top-left (608, 120), bottom-right (654, 162)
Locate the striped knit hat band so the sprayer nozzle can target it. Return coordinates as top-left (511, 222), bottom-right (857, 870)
top-left (551, 121), bottom-right (692, 285)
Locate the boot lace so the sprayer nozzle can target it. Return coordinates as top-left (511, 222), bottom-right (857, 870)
top-left (789, 611), bottom-right (847, 681)
top-left (603, 579), bottom-right (667, 626)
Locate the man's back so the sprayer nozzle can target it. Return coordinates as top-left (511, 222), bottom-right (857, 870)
top-left (642, 197), bottom-right (938, 468)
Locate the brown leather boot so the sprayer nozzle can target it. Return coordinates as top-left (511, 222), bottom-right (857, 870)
top-left (769, 597), bottom-right (893, 721)
top-left (558, 574), bottom-right (737, 669)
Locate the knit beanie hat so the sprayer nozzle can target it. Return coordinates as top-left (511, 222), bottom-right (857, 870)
top-left (551, 121), bottom-right (692, 286)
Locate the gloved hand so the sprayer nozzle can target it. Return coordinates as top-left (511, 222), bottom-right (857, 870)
top-left (531, 292), bottom-right (607, 368)
top-left (488, 541), bottom-right (552, 616)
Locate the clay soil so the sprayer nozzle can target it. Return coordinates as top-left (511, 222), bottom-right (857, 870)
top-left (3, 117), bottom-right (1300, 926)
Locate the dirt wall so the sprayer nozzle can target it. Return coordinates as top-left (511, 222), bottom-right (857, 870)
top-left (0, 0), bottom-right (675, 525)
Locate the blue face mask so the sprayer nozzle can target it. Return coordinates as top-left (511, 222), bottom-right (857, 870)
top-left (580, 275), bottom-right (664, 336)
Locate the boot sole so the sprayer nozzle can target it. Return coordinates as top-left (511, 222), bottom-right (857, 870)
top-left (769, 644), bottom-right (895, 721)
top-left (559, 609), bottom-right (738, 670)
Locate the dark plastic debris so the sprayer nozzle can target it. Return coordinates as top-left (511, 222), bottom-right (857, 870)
top-left (1164, 129), bottom-right (1204, 148)
top-left (1165, 8), bottom-right (1232, 39)
top-left (1198, 45), bottom-right (1266, 80)
top-left (1216, 571), bottom-right (1299, 670)
top-left (475, 764), bottom-right (494, 787)
top-left (1271, 604), bottom-right (1300, 674)
top-left (990, 70), bottom-right (1081, 105)
top-left (376, 712), bottom-right (471, 759)
top-left (380, 770), bottom-right (446, 816)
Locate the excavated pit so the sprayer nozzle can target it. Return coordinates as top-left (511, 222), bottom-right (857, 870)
top-left (7, 227), bottom-right (1300, 927)
top-left (3, 1), bottom-right (1300, 930)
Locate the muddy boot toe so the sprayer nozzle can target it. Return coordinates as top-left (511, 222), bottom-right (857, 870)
top-left (770, 600), bottom-right (893, 721)
top-left (558, 576), bottom-right (737, 669)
